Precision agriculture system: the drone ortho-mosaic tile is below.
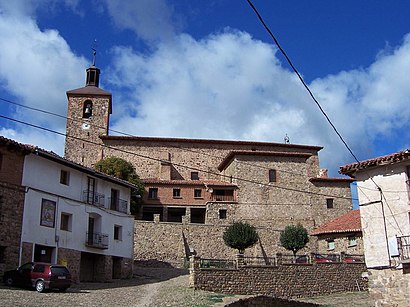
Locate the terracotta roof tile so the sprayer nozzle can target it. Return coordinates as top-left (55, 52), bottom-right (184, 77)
top-left (339, 149), bottom-right (410, 176)
top-left (311, 209), bottom-right (361, 235)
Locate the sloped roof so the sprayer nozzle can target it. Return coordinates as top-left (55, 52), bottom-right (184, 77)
top-left (218, 150), bottom-right (312, 171)
top-left (311, 209), bottom-right (361, 235)
top-left (101, 135), bottom-right (323, 150)
top-left (0, 136), bottom-right (136, 189)
top-left (142, 178), bottom-right (237, 188)
top-left (339, 149), bottom-right (410, 177)
top-left (66, 85), bottom-right (111, 96)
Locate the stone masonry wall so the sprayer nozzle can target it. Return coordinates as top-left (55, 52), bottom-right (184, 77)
top-left (191, 257), bottom-right (368, 299)
top-left (0, 182), bottom-right (25, 276)
top-left (58, 248), bottom-right (81, 284)
top-left (368, 268), bottom-right (410, 307)
top-left (134, 220), bottom-right (318, 266)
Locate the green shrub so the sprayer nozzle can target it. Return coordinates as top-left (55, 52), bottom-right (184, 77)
top-left (223, 222), bottom-right (258, 254)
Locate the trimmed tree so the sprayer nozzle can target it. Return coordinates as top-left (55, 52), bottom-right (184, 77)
top-left (223, 222), bottom-right (259, 254)
top-left (280, 224), bottom-right (309, 258)
top-left (94, 156), bottom-right (144, 216)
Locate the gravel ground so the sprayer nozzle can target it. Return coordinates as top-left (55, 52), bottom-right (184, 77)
top-left (0, 267), bottom-right (374, 307)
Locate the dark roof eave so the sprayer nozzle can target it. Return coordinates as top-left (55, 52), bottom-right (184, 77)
top-left (100, 135), bottom-right (323, 150)
top-left (309, 177), bottom-right (355, 183)
top-left (36, 150), bottom-right (136, 189)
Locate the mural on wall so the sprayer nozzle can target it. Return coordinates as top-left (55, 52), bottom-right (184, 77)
top-left (40, 199), bottom-right (56, 228)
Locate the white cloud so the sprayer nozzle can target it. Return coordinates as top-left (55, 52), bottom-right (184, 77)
top-left (0, 4), bottom-right (87, 147)
top-left (105, 30), bottom-right (410, 175)
top-left (103, 0), bottom-right (178, 43)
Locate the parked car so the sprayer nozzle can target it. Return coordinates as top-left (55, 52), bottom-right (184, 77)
top-left (3, 262), bottom-right (71, 292)
top-left (344, 256), bottom-right (363, 263)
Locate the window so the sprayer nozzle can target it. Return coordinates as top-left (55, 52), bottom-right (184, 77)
top-left (219, 209), bottom-right (227, 219)
top-left (60, 213), bottom-right (72, 231)
top-left (110, 189), bottom-right (119, 210)
top-left (33, 264), bottom-right (45, 273)
top-left (327, 240), bottom-right (335, 251)
top-left (0, 246), bottom-right (5, 263)
top-left (60, 170), bottom-right (70, 185)
top-left (269, 169), bottom-right (277, 182)
top-left (173, 188), bottom-right (181, 198)
top-left (348, 236), bottom-right (357, 247)
top-left (148, 188), bottom-right (158, 199)
top-left (194, 189), bottom-right (202, 198)
top-left (191, 172), bottom-right (199, 180)
top-left (326, 198), bottom-right (334, 209)
top-left (114, 225), bottom-right (122, 240)
top-left (83, 100), bottom-right (92, 118)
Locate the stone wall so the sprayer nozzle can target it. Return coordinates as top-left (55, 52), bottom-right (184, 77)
top-left (316, 232), bottom-right (363, 255)
top-left (190, 256), bottom-right (368, 299)
top-left (58, 248), bottom-right (81, 284)
top-left (134, 220), bottom-right (319, 267)
top-left (0, 182), bottom-right (25, 276)
top-left (368, 267), bottom-right (410, 307)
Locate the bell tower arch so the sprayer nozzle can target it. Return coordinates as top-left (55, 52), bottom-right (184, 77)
top-left (64, 59), bottom-right (112, 167)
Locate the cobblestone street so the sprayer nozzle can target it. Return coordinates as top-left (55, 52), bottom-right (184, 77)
top-left (0, 267), bottom-right (374, 307)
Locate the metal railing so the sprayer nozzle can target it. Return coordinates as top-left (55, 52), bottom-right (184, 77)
top-left (398, 235), bottom-right (410, 262)
top-left (83, 190), bottom-right (105, 208)
top-left (242, 256), bottom-right (276, 266)
top-left (200, 258), bottom-right (236, 269)
top-left (85, 232), bottom-right (109, 249)
top-left (211, 195), bottom-right (235, 202)
top-left (108, 197), bottom-right (128, 214)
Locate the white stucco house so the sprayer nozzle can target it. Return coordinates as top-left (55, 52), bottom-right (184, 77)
top-left (0, 136), bottom-right (136, 283)
top-left (340, 149), bottom-right (410, 306)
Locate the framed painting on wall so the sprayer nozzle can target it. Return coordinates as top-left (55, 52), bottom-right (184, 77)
top-left (40, 199), bottom-right (56, 228)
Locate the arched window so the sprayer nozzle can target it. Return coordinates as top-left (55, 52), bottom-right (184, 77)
top-left (83, 100), bottom-right (93, 118)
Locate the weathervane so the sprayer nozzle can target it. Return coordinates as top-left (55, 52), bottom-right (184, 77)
top-left (92, 39), bottom-right (98, 66)
top-left (284, 134), bottom-right (290, 144)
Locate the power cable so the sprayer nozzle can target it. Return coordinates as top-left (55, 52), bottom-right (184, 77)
top-left (0, 113), bottom-right (355, 201)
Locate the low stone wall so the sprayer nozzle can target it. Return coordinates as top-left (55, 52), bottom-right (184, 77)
top-left (134, 220), bottom-right (318, 267)
top-left (190, 256), bottom-right (368, 299)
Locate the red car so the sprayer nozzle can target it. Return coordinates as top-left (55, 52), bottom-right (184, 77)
top-left (3, 262), bottom-right (71, 292)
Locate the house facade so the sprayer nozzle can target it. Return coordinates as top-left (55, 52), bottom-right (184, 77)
top-left (64, 63), bottom-right (355, 264)
top-left (340, 150), bottom-right (410, 306)
top-left (311, 209), bottom-right (363, 255)
top-left (0, 136), bottom-right (135, 283)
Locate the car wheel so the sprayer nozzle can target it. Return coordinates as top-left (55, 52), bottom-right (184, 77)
top-left (4, 277), bottom-right (13, 286)
top-left (35, 280), bottom-right (45, 293)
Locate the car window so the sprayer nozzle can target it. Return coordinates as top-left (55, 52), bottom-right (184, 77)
top-left (33, 265), bottom-right (45, 273)
top-left (51, 266), bottom-right (69, 275)
top-left (20, 263), bottom-right (33, 271)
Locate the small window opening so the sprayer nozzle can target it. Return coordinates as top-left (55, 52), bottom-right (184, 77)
top-left (194, 189), bottom-right (202, 198)
top-left (173, 188), bottom-right (181, 198)
top-left (191, 172), bottom-right (199, 180)
top-left (269, 169), bottom-right (277, 182)
top-left (219, 209), bottom-right (227, 219)
top-left (60, 170), bottom-right (70, 185)
top-left (83, 100), bottom-right (93, 118)
top-left (326, 198), bottom-right (334, 209)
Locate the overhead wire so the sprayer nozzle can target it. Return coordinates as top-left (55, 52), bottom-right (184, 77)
top-left (0, 113), bottom-right (355, 201)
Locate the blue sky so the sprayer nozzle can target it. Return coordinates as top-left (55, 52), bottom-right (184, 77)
top-left (0, 0), bottom-right (409, 177)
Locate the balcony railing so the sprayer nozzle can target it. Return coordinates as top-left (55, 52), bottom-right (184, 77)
top-left (83, 190), bottom-right (105, 208)
top-left (211, 195), bottom-right (235, 202)
top-left (108, 197), bottom-right (128, 214)
top-left (398, 235), bottom-right (410, 262)
top-left (85, 232), bottom-right (109, 249)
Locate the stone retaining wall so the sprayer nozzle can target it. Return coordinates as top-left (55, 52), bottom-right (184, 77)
top-left (190, 256), bottom-right (368, 299)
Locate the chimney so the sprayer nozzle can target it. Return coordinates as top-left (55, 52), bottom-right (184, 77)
top-left (319, 168), bottom-right (328, 178)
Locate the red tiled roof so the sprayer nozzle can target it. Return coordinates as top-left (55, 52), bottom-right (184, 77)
top-left (142, 178), bottom-right (237, 187)
top-left (311, 210), bottom-right (361, 235)
top-left (218, 151), bottom-right (312, 171)
top-left (339, 149), bottom-right (410, 177)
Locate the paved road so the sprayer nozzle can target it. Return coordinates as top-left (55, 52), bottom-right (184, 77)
top-left (0, 267), bottom-right (374, 307)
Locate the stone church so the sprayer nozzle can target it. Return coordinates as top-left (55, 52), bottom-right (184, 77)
top-left (64, 63), bottom-right (353, 265)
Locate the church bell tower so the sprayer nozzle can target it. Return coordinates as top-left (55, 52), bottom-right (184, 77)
top-left (64, 52), bottom-right (112, 167)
